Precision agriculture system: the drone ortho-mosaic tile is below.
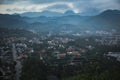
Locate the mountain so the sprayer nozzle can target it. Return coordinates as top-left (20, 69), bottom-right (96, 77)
top-left (0, 9), bottom-right (120, 31)
top-left (20, 10), bottom-right (77, 18)
top-left (87, 10), bottom-right (120, 30)
top-left (99, 10), bottom-right (120, 17)
top-left (64, 10), bottom-right (76, 15)
top-left (20, 11), bottom-right (63, 17)
top-left (0, 14), bottom-right (28, 28)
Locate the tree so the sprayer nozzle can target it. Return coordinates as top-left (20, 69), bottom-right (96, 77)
top-left (21, 57), bottom-right (47, 80)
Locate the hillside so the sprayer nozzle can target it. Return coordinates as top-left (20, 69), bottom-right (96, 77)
top-left (0, 10), bottom-right (120, 31)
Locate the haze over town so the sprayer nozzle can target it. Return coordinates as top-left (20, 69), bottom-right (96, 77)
top-left (0, 0), bottom-right (120, 80)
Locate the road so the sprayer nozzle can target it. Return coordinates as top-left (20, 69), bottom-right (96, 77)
top-left (12, 43), bottom-right (22, 80)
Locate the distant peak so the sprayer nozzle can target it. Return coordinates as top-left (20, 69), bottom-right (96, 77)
top-left (64, 10), bottom-right (75, 15)
top-left (101, 9), bottom-right (120, 14)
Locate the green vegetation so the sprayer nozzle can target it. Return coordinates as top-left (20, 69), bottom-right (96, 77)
top-left (20, 57), bottom-right (47, 80)
top-left (63, 55), bottom-right (120, 80)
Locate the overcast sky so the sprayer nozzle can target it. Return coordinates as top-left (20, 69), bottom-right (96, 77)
top-left (0, 0), bottom-right (120, 15)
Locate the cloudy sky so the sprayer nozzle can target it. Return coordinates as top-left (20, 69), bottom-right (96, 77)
top-left (0, 0), bottom-right (120, 15)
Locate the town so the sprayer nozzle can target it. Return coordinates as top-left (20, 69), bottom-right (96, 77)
top-left (0, 28), bottom-right (120, 80)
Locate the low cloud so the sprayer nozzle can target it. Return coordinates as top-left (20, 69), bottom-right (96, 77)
top-left (0, 0), bottom-right (120, 15)
top-left (0, 2), bottom-right (77, 14)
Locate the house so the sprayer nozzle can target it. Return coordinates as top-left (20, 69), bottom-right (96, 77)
top-left (56, 53), bottom-right (66, 59)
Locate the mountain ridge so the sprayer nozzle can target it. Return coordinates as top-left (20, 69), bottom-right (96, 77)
top-left (20, 10), bottom-right (77, 17)
top-left (0, 9), bottom-right (120, 31)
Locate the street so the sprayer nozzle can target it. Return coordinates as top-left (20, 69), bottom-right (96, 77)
top-left (12, 43), bottom-right (22, 80)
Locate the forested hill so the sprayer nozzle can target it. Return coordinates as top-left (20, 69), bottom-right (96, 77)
top-left (0, 10), bottom-right (120, 31)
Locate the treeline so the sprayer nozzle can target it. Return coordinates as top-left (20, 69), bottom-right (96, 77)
top-left (0, 27), bottom-right (37, 38)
